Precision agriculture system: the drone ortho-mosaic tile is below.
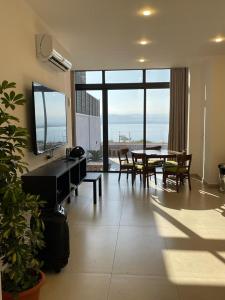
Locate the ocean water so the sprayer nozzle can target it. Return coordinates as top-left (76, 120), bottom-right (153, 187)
top-left (37, 123), bottom-right (169, 144)
top-left (108, 123), bottom-right (169, 143)
top-left (36, 126), bottom-right (67, 142)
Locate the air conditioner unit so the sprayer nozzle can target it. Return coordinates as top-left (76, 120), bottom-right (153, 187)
top-left (36, 34), bottom-right (72, 72)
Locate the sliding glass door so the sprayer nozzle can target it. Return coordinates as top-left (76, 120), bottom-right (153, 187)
top-left (108, 89), bottom-right (144, 171)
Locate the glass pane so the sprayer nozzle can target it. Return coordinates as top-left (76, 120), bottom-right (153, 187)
top-left (75, 71), bottom-right (102, 84)
top-left (45, 92), bottom-right (67, 147)
top-left (105, 70), bottom-right (143, 83)
top-left (34, 90), bottom-right (67, 154)
top-left (76, 90), bottom-right (103, 171)
top-left (108, 89), bottom-right (144, 171)
top-left (146, 89), bottom-right (170, 148)
top-left (146, 69), bottom-right (170, 82)
top-left (34, 92), bottom-right (45, 153)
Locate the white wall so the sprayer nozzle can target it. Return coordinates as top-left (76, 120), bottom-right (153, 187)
top-left (203, 56), bottom-right (225, 183)
top-left (189, 63), bottom-right (205, 178)
top-left (189, 56), bottom-right (225, 184)
top-left (0, 0), bottom-right (72, 171)
top-left (76, 113), bottom-right (101, 152)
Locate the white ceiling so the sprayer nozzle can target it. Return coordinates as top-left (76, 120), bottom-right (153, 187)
top-left (26, 0), bottom-right (225, 70)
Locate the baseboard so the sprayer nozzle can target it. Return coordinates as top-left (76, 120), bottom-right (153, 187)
top-left (202, 179), bottom-right (219, 188)
top-left (191, 173), bottom-right (219, 188)
top-left (191, 173), bottom-right (202, 181)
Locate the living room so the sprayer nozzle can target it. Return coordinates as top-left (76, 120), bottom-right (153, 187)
top-left (1, 0), bottom-right (225, 299)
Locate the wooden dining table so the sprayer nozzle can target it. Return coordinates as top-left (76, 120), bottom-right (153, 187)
top-left (131, 149), bottom-right (180, 187)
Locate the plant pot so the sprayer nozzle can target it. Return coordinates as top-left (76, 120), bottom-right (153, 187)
top-left (2, 271), bottom-right (45, 300)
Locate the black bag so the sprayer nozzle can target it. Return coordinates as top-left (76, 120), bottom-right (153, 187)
top-left (40, 208), bottom-right (70, 272)
top-left (70, 146), bottom-right (85, 158)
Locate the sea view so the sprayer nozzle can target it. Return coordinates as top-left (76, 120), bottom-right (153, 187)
top-left (37, 121), bottom-right (169, 144)
top-left (36, 126), bottom-right (67, 143)
top-left (108, 123), bottom-right (169, 143)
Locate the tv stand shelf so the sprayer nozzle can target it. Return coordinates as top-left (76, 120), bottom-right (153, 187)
top-left (22, 157), bottom-right (86, 209)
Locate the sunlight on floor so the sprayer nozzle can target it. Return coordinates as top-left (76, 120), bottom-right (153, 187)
top-left (199, 189), bottom-right (220, 198)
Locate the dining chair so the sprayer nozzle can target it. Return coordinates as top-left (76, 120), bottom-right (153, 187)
top-left (117, 148), bottom-right (133, 181)
top-left (163, 154), bottom-right (192, 192)
top-left (131, 152), bottom-right (157, 187)
top-left (144, 145), bottom-right (165, 176)
top-left (165, 150), bottom-right (186, 166)
top-left (145, 145), bottom-right (164, 168)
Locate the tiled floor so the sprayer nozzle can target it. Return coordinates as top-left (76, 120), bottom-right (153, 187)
top-left (40, 174), bottom-right (225, 300)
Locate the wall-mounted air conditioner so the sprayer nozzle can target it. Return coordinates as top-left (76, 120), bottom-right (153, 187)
top-left (36, 34), bottom-right (72, 72)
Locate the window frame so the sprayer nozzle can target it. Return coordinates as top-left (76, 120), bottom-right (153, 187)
top-left (74, 69), bottom-right (170, 172)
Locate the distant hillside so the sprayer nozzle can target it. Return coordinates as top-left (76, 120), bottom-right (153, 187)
top-left (108, 114), bottom-right (169, 124)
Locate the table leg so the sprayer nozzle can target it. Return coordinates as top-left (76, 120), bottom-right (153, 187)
top-left (132, 170), bottom-right (135, 185)
top-left (93, 181), bottom-right (97, 204)
top-left (99, 176), bottom-right (102, 196)
top-left (143, 170), bottom-right (146, 188)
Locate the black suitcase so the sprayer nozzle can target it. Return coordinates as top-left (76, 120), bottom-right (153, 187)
top-left (40, 206), bottom-right (70, 272)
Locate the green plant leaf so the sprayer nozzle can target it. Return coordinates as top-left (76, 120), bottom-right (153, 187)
top-left (14, 93), bottom-right (23, 101)
top-left (10, 91), bottom-right (15, 100)
top-left (0, 81), bottom-right (44, 296)
top-left (3, 92), bottom-right (10, 101)
top-left (6, 82), bottom-right (16, 89)
top-left (2, 80), bottom-right (9, 89)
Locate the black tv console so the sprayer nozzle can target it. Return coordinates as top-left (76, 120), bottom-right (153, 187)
top-left (22, 156), bottom-right (86, 210)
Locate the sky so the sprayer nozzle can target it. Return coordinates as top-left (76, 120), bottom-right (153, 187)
top-left (84, 69), bottom-right (170, 116)
top-left (34, 91), bottom-right (67, 126)
top-left (76, 71), bottom-right (170, 144)
top-left (81, 69), bottom-right (170, 84)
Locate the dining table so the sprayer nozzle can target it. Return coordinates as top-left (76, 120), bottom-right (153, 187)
top-left (131, 149), bottom-right (181, 159)
top-left (131, 149), bottom-right (181, 187)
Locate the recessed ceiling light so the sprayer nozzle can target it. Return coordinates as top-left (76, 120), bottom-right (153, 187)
top-left (212, 36), bottom-right (225, 43)
top-left (214, 37), bottom-right (224, 43)
top-left (143, 10), bottom-right (152, 16)
top-left (138, 8), bottom-right (155, 17)
top-left (138, 58), bottom-right (145, 63)
top-left (138, 39), bottom-right (150, 45)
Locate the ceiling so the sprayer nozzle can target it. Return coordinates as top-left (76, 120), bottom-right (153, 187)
top-left (26, 0), bottom-right (225, 70)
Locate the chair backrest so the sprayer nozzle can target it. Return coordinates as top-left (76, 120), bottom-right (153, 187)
top-left (117, 148), bottom-right (129, 164)
top-left (166, 149), bottom-right (186, 162)
top-left (177, 154), bottom-right (192, 172)
top-left (131, 152), bottom-right (146, 165)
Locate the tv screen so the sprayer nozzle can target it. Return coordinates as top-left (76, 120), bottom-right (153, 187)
top-left (32, 82), bottom-right (67, 154)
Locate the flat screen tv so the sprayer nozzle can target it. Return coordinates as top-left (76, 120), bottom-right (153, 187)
top-left (32, 82), bottom-right (67, 155)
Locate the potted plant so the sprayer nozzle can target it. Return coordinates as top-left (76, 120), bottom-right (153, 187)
top-left (0, 80), bottom-right (45, 300)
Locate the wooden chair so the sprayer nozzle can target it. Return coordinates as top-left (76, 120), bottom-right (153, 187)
top-left (117, 148), bottom-right (133, 181)
top-left (145, 145), bottom-right (164, 169)
top-left (163, 154), bottom-right (192, 192)
top-left (165, 150), bottom-right (186, 166)
top-left (131, 152), bottom-right (157, 188)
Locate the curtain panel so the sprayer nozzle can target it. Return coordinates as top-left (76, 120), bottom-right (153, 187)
top-left (168, 68), bottom-right (188, 152)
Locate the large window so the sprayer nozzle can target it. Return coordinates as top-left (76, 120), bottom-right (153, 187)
top-left (105, 70), bottom-right (143, 83)
top-left (75, 69), bottom-right (170, 172)
top-left (146, 89), bottom-right (170, 147)
top-left (146, 69), bottom-right (170, 83)
top-left (108, 89), bottom-right (144, 171)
